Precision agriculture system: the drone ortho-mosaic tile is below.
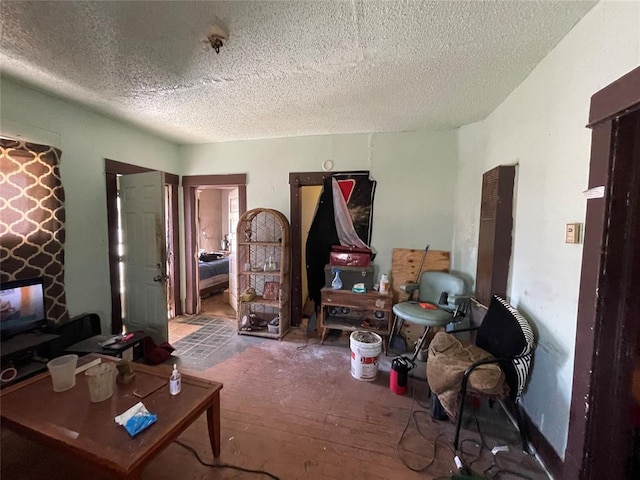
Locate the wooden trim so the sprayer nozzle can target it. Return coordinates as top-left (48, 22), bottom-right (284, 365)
top-left (565, 67), bottom-right (640, 479)
top-left (182, 175), bottom-right (247, 314)
top-left (183, 184), bottom-right (197, 314)
top-left (288, 171), bottom-right (372, 326)
top-left (105, 172), bottom-right (122, 334)
top-left (238, 185), bottom-right (247, 214)
top-left (182, 174), bottom-right (246, 187)
top-left (588, 66), bottom-right (640, 127)
top-left (105, 159), bottom-right (151, 175)
top-left (165, 173), bottom-right (179, 185)
top-left (170, 183), bottom-right (181, 315)
top-left (564, 123), bottom-right (611, 478)
top-left (105, 159), bottom-right (179, 186)
top-left (523, 409), bottom-right (563, 479)
top-left (289, 172), bottom-right (331, 326)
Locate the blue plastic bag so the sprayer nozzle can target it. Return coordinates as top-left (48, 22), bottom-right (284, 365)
top-left (115, 402), bottom-right (157, 437)
top-left (124, 410), bottom-right (157, 436)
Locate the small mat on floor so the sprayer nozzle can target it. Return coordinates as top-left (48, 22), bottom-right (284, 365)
top-left (172, 316), bottom-right (236, 369)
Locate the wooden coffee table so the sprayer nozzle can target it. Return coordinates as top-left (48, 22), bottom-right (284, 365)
top-left (0, 358), bottom-right (223, 479)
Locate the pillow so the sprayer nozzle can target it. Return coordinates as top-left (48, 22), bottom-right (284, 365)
top-left (199, 252), bottom-right (222, 262)
top-left (476, 296), bottom-right (534, 401)
top-left (476, 296), bottom-right (530, 358)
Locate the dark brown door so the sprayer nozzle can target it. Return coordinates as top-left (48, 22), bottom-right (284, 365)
top-left (565, 66), bottom-right (640, 479)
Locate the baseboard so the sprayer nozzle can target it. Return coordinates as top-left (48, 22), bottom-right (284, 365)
top-left (522, 408), bottom-right (564, 479)
top-left (497, 400), bottom-right (563, 479)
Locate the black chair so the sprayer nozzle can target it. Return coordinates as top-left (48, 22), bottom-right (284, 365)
top-left (426, 295), bottom-right (535, 450)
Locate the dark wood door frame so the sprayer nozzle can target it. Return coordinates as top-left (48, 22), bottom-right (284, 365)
top-left (564, 66), bottom-right (640, 479)
top-left (289, 171), bottom-right (371, 326)
top-left (182, 174), bottom-right (247, 315)
top-left (289, 172), bottom-right (327, 326)
top-left (104, 159), bottom-right (180, 334)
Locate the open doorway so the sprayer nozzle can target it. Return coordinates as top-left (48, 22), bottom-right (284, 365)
top-left (289, 172), bottom-right (326, 327)
top-left (104, 159), bottom-right (180, 335)
top-left (182, 174), bottom-right (247, 315)
top-left (194, 186), bottom-right (237, 306)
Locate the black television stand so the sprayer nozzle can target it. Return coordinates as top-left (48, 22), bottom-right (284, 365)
top-left (1, 332), bottom-right (60, 387)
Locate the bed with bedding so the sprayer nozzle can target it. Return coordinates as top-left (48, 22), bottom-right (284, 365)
top-left (199, 253), bottom-right (230, 297)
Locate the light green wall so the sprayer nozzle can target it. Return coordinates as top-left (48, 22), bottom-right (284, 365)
top-left (179, 129), bottom-right (459, 279)
top-left (0, 77), bottom-right (459, 330)
top-left (1, 78), bottom-right (180, 333)
top-left (452, 0), bottom-right (640, 459)
top-left (1, 1), bottom-right (637, 460)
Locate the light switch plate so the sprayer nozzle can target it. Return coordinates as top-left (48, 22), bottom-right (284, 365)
top-left (565, 223), bottom-right (581, 244)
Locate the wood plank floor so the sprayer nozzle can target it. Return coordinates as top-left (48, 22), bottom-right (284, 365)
top-left (1, 296), bottom-right (550, 479)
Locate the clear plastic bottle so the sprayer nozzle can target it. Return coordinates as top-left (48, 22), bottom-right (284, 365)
top-left (331, 268), bottom-right (343, 290)
top-left (169, 364), bottom-right (181, 395)
top-left (379, 274), bottom-right (390, 294)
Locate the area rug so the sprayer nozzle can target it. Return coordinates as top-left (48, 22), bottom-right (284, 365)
top-left (172, 316), bottom-right (237, 370)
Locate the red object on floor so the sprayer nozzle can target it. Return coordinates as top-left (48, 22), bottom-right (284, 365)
top-left (143, 337), bottom-right (175, 365)
top-left (390, 357), bottom-right (410, 395)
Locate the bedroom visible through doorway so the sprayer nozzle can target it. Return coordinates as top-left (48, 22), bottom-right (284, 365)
top-left (182, 174), bottom-right (247, 316)
top-left (195, 186), bottom-right (236, 307)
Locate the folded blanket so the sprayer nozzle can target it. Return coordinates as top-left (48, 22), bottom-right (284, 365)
top-left (426, 331), bottom-right (508, 419)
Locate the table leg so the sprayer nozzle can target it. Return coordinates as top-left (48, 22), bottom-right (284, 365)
top-left (123, 466), bottom-right (143, 480)
top-left (321, 328), bottom-right (329, 345)
top-left (206, 392), bottom-right (221, 457)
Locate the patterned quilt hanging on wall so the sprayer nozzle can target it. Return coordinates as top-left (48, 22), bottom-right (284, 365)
top-left (0, 138), bottom-right (69, 324)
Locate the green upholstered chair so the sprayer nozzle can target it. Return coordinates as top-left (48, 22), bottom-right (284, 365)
top-left (390, 271), bottom-right (468, 362)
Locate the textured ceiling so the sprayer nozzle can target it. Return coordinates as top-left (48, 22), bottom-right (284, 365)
top-left (0, 1), bottom-right (597, 144)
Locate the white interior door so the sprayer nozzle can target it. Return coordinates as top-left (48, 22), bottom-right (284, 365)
top-left (120, 171), bottom-right (168, 344)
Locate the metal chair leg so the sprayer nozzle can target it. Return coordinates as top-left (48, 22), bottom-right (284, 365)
top-left (454, 385), bottom-right (468, 450)
top-left (512, 401), bottom-right (530, 453)
top-left (387, 315), bottom-right (405, 355)
top-left (410, 326), bottom-right (431, 362)
top-left (387, 314), bottom-right (400, 351)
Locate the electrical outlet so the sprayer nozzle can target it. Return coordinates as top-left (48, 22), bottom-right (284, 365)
top-left (565, 223), bottom-right (581, 244)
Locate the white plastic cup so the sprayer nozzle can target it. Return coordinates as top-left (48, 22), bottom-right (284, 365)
top-left (85, 362), bottom-right (116, 402)
top-left (47, 354), bottom-right (78, 392)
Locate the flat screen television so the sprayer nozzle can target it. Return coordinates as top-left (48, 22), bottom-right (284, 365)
top-left (0, 277), bottom-right (47, 340)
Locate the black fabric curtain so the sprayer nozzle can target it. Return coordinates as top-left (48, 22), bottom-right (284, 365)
top-left (305, 176), bottom-right (339, 308)
top-left (305, 172), bottom-right (376, 309)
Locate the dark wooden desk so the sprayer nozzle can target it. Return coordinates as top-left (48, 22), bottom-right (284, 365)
top-left (319, 287), bottom-right (393, 349)
top-left (0, 359), bottom-right (223, 479)
top-left (64, 332), bottom-right (147, 361)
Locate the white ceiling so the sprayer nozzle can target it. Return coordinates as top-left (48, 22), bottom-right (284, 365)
top-left (0, 1), bottom-right (597, 145)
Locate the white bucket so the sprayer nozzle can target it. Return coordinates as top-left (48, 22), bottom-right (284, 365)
top-left (350, 331), bottom-right (383, 381)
